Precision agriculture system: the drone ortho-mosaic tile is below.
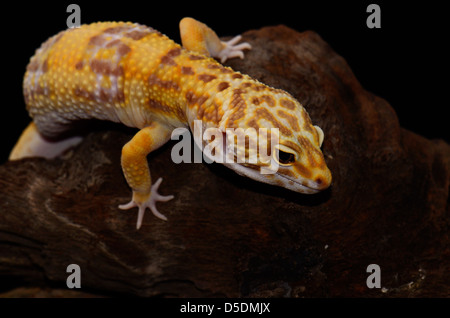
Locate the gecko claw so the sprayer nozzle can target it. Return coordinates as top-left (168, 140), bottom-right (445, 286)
top-left (119, 177), bottom-right (174, 229)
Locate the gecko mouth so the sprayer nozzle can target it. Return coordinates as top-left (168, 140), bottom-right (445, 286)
top-left (275, 172), bottom-right (321, 194)
top-left (239, 162), bottom-right (319, 192)
top-left (202, 140), bottom-right (323, 195)
top-left (225, 162), bottom-right (320, 194)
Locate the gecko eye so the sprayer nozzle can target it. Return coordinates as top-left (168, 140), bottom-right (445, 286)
top-left (278, 151), bottom-right (295, 165)
top-left (274, 146), bottom-right (296, 166)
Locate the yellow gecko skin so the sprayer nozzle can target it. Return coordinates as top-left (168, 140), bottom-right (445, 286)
top-left (11, 18), bottom-right (332, 229)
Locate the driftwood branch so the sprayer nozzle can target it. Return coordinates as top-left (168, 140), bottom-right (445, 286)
top-left (1, 26), bottom-right (449, 297)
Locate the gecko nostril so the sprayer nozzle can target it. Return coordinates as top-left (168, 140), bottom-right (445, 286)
top-left (314, 174), bottom-right (331, 190)
top-left (314, 176), bottom-right (329, 190)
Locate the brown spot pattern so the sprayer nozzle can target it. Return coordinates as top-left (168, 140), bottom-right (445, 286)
top-left (147, 74), bottom-right (180, 91)
top-left (41, 59), bottom-right (49, 72)
top-left (255, 108), bottom-right (292, 136)
top-left (158, 44), bottom-right (182, 67)
top-left (254, 84), bottom-right (267, 92)
top-left (166, 47), bottom-right (182, 57)
top-left (25, 32), bottom-right (65, 77)
top-left (280, 98), bottom-right (296, 110)
top-left (26, 60), bottom-right (40, 72)
top-left (88, 34), bottom-right (106, 46)
top-left (278, 167), bottom-right (297, 179)
top-left (148, 99), bottom-right (172, 114)
top-left (90, 59), bottom-right (124, 76)
top-left (251, 97), bottom-right (261, 105)
top-left (75, 60), bottom-right (84, 70)
top-left (160, 55), bottom-right (177, 66)
top-left (277, 110), bottom-right (300, 132)
top-left (217, 82), bottom-right (230, 92)
top-left (303, 122), bottom-right (315, 136)
top-left (240, 82), bottom-right (253, 89)
top-left (74, 85), bottom-right (125, 104)
top-left (295, 137), bottom-right (320, 168)
top-left (198, 74), bottom-right (217, 83)
top-left (117, 43), bottom-right (132, 56)
top-left (228, 108), bottom-right (246, 125)
top-left (230, 89), bottom-right (247, 109)
top-left (89, 34), bottom-right (131, 60)
top-left (294, 162), bottom-right (313, 179)
top-left (74, 86), bottom-right (95, 101)
top-left (185, 91), bottom-right (209, 107)
top-left (207, 64), bottom-right (232, 74)
top-left (181, 66), bottom-right (194, 75)
top-left (203, 103), bottom-right (222, 123)
top-left (282, 140), bottom-right (302, 155)
top-left (261, 95), bottom-right (275, 107)
top-left (125, 28), bottom-right (155, 40)
top-left (103, 26), bottom-right (130, 34)
top-left (189, 54), bottom-right (204, 60)
top-left (227, 89), bottom-right (248, 125)
top-left (247, 118), bottom-right (260, 130)
top-left (105, 39), bottom-right (121, 48)
top-left (207, 64), bottom-right (221, 69)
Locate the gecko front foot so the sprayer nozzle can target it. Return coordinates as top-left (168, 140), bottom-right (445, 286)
top-left (119, 177), bottom-right (174, 229)
top-left (218, 35), bottom-right (252, 63)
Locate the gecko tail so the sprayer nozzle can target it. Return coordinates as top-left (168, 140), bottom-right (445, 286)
top-left (9, 122), bottom-right (82, 160)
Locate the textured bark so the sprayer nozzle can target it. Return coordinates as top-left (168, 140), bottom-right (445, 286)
top-left (1, 25), bottom-right (448, 297)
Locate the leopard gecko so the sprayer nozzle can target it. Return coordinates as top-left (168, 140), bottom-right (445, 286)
top-left (10, 18), bottom-right (332, 229)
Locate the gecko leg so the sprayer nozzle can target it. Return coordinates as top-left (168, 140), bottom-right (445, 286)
top-left (118, 122), bottom-right (174, 229)
top-left (9, 122), bottom-right (82, 160)
top-left (179, 17), bottom-right (251, 63)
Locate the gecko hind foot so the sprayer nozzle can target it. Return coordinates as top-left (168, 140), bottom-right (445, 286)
top-left (119, 177), bottom-right (174, 229)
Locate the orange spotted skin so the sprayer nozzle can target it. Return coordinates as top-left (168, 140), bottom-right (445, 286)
top-left (25, 22), bottom-right (252, 135)
top-left (25, 22), bottom-right (188, 135)
top-left (19, 20), bottom-right (332, 228)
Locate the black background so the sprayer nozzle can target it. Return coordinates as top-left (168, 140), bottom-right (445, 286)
top-left (1, 1), bottom-right (448, 163)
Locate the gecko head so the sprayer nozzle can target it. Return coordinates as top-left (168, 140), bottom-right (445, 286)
top-left (220, 86), bottom-right (332, 194)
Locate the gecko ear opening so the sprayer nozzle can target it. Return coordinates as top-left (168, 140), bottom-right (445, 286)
top-left (314, 125), bottom-right (324, 147)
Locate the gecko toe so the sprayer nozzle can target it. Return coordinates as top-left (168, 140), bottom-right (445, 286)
top-left (218, 35), bottom-right (251, 63)
top-left (118, 200), bottom-right (137, 210)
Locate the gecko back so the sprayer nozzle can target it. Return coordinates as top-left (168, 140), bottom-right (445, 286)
top-left (23, 22), bottom-right (178, 138)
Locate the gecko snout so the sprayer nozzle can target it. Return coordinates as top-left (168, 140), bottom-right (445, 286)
top-left (310, 168), bottom-right (332, 191)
